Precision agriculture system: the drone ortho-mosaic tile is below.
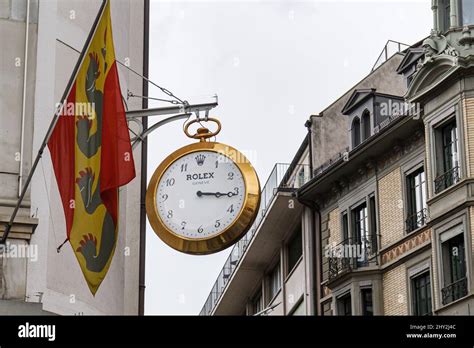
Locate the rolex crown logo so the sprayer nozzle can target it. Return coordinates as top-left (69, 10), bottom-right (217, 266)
top-left (195, 154), bottom-right (206, 166)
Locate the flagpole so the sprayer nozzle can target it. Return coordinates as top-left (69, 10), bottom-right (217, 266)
top-left (1, 0), bottom-right (108, 244)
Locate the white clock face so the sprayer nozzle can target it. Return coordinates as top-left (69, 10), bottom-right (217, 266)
top-left (156, 151), bottom-right (246, 239)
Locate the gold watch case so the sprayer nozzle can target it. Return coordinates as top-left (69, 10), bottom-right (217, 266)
top-left (146, 141), bottom-right (261, 255)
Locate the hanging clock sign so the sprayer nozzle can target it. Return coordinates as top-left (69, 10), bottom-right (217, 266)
top-left (146, 117), bottom-right (261, 255)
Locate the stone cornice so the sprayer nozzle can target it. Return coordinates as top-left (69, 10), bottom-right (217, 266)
top-left (0, 215), bottom-right (38, 241)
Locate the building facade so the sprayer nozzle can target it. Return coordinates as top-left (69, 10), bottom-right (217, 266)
top-left (201, 0), bottom-right (474, 316)
top-left (0, 0), bottom-right (148, 314)
top-left (200, 153), bottom-right (312, 315)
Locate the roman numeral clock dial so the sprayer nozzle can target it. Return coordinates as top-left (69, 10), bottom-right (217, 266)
top-left (146, 118), bottom-right (261, 255)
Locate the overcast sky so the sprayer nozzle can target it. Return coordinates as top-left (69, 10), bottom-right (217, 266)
top-left (145, 0), bottom-right (432, 315)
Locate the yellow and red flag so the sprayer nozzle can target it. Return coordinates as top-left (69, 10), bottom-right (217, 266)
top-left (48, 0), bottom-right (135, 295)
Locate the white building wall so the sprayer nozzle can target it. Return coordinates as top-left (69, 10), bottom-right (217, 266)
top-left (1, 0), bottom-right (145, 314)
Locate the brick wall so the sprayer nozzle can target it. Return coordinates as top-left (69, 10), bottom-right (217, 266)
top-left (463, 98), bottom-right (474, 177)
top-left (379, 168), bottom-right (404, 249)
top-left (328, 208), bottom-right (341, 247)
top-left (383, 264), bottom-right (408, 315)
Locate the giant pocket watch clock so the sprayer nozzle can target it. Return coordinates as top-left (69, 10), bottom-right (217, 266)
top-left (146, 117), bottom-right (261, 255)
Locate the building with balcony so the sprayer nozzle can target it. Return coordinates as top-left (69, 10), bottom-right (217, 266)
top-left (200, 142), bottom-right (312, 315)
top-left (298, 0), bottom-right (474, 316)
top-left (201, 0), bottom-right (474, 316)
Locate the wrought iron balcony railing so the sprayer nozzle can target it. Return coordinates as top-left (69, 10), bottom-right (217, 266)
top-left (441, 277), bottom-right (468, 306)
top-left (434, 166), bottom-right (460, 194)
top-left (405, 208), bottom-right (428, 233)
top-left (199, 163), bottom-right (310, 316)
top-left (327, 236), bottom-right (378, 281)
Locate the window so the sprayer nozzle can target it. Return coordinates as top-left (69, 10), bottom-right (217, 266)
top-left (361, 288), bottom-right (373, 316)
top-left (352, 203), bottom-right (368, 244)
top-left (331, 196), bottom-right (378, 281)
top-left (442, 122), bottom-right (459, 173)
top-left (352, 203), bottom-right (369, 265)
top-left (434, 119), bottom-right (460, 194)
top-left (406, 168), bottom-right (427, 233)
top-left (461, 0), bottom-right (474, 25)
top-left (296, 167), bottom-right (306, 188)
top-left (252, 290), bottom-right (263, 315)
top-left (352, 117), bottom-right (361, 148)
top-left (361, 110), bottom-right (371, 141)
top-left (411, 271), bottom-right (432, 316)
top-left (440, 0), bottom-right (451, 32)
top-left (406, 68), bottom-right (417, 87)
top-left (287, 225), bottom-right (303, 273)
top-left (337, 293), bottom-right (352, 316)
top-left (342, 213), bottom-right (349, 241)
top-left (268, 262), bottom-right (281, 301)
top-left (441, 232), bottom-right (468, 305)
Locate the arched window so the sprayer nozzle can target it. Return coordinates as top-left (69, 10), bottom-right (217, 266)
top-left (352, 117), bottom-right (361, 148)
top-left (362, 110), bottom-right (371, 141)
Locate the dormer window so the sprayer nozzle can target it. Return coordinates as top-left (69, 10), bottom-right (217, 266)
top-left (396, 48), bottom-right (425, 88)
top-left (362, 110), bottom-right (371, 141)
top-left (352, 117), bottom-right (361, 148)
top-left (343, 89), bottom-right (404, 149)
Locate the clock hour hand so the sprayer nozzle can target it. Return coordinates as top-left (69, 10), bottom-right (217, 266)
top-left (197, 191), bottom-right (237, 198)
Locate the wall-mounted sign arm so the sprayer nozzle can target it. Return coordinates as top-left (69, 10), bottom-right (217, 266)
top-left (126, 101), bottom-right (218, 149)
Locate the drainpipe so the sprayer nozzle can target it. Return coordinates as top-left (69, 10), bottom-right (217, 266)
top-left (296, 193), bottom-right (322, 316)
top-left (18, 0), bottom-right (31, 196)
top-left (138, 0), bottom-right (150, 316)
top-left (298, 117), bottom-right (322, 316)
top-left (313, 204), bottom-right (322, 316)
top-left (305, 118), bottom-right (314, 180)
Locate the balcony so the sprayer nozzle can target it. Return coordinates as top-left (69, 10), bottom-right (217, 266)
top-left (199, 163), bottom-right (310, 316)
top-left (441, 277), bottom-right (468, 306)
top-left (327, 236), bottom-right (378, 282)
top-left (434, 166), bottom-right (460, 194)
top-left (405, 208), bottom-right (428, 233)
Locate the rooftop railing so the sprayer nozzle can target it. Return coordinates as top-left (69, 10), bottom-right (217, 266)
top-left (199, 163), bottom-right (310, 315)
top-left (371, 40), bottom-right (410, 72)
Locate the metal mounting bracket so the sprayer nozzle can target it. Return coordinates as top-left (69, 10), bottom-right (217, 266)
top-left (126, 100), bottom-right (218, 149)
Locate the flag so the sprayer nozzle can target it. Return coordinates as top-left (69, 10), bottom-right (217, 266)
top-left (47, 0), bottom-right (136, 295)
